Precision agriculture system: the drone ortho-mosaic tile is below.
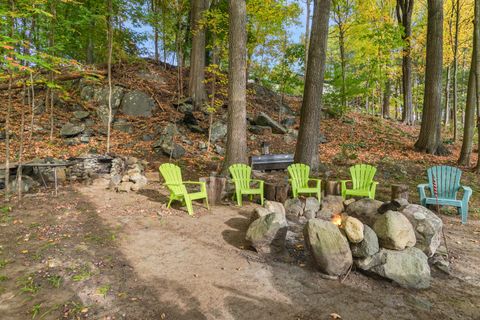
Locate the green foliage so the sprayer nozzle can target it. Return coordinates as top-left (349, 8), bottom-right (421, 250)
top-left (47, 275), bottom-right (62, 288)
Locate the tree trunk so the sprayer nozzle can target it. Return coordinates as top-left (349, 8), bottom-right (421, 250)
top-left (452, 0), bottom-right (461, 141)
top-left (223, 0), bottom-right (248, 172)
top-left (383, 79), bottom-right (391, 119)
top-left (458, 44), bottom-right (476, 166)
top-left (396, 0), bottom-right (414, 125)
top-left (106, 0), bottom-right (113, 154)
top-left (294, 0), bottom-right (332, 169)
top-left (189, 0), bottom-right (208, 110)
top-left (414, 0), bottom-right (447, 155)
top-left (86, 21), bottom-right (95, 64)
top-left (474, 0), bottom-right (480, 172)
top-left (444, 65), bottom-right (451, 126)
top-left (305, 0), bottom-right (311, 73)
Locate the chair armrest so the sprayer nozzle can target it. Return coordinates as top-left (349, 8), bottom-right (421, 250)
top-left (369, 181), bottom-right (378, 192)
top-left (251, 179), bottom-right (264, 187)
top-left (460, 186), bottom-right (473, 203)
top-left (164, 182), bottom-right (182, 186)
top-left (340, 180), bottom-right (351, 189)
top-left (417, 183), bottom-right (429, 201)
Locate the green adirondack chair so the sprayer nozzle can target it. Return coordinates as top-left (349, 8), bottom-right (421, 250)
top-left (229, 164), bottom-right (264, 206)
top-left (159, 163), bottom-right (209, 215)
top-left (341, 164), bottom-right (378, 200)
top-left (287, 163), bottom-right (321, 200)
top-left (418, 165), bottom-right (472, 224)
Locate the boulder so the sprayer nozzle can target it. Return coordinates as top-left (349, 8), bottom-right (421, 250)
top-left (373, 210), bottom-right (416, 250)
top-left (249, 125), bottom-right (272, 135)
top-left (246, 212), bottom-right (288, 254)
top-left (152, 124), bottom-right (185, 159)
top-left (73, 111), bottom-right (90, 120)
top-left (317, 195), bottom-right (344, 220)
top-left (60, 123), bottom-right (85, 137)
top-left (346, 198), bottom-right (383, 226)
top-left (120, 90), bottom-right (155, 117)
top-left (304, 210), bottom-right (316, 220)
top-left (210, 121), bottom-right (227, 142)
top-left (113, 120), bottom-right (134, 133)
top-left (254, 112), bottom-right (287, 134)
top-left (264, 201), bottom-right (286, 216)
top-left (284, 198), bottom-right (304, 217)
top-left (92, 85), bottom-right (125, 124)
top-left (303, 219), bottom-right (353, 276)
top-left (118, 182), bottom-right (134, 192)
top-left (130, 173), bottom-right (148, 189)
top-left (344, 216), bottom-right (364, 244)
top-left (401, 204), bottom-right (443, 257)
top-left (280, 117), bottom-right (296, 127)
top-left (356, 247), bottom-right (431, 289)
top-left (305, 197), bottom-right (320, 213)
top-left (8, 176), bottom-right (37, 193)
top-left (250, 207), bottom-right (270, 224)
top-left (350, 225), bottom-right (379, 258)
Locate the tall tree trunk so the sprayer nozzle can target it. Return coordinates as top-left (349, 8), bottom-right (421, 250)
top-left (152, 0), bottom-right (159, 62)
top-left (106, 0), bottom-right (113, 154)
top-left (414, 0), bottom-right (447, 155)
top-left (452, 0), bottom-right (461, 141)
top-left (396, 0), bottom-right (414, 125)
top-left (444, 65), bottom-right (451, 126)
top-left (458, 44), bottom-right (476, 166)
top-left (294, 0), bottom-right (332, 169)
top-left (383, 79), bottom-right (391, 119)
top-left (474, 0), bottom-right (480, 172)
top-left (223, 0), bottom-right (248, 171)
top-left (305, 0), bottom-right (311, 73)
top-left (29, 72), bottom-right (35, 142)
top-left (189, 0), bottom-right (208, 110)
top-left (4, 72), bottom-right (12, 202)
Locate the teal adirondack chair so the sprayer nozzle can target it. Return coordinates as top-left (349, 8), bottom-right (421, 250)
top-left (159, 163), bottom-right (209, 215)
top-left (418, 165), bottom-right (472, 224)
top-left (341, 164), bottom-right (378, 200)
top-left (229, 164), bottom-right (264, 206)
top-left (287, 163), bottom-right (321, 200)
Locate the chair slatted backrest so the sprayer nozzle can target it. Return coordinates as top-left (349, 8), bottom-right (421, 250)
top-left (350, 164), bottom-right (376, 190)
top-left (288, 163), bottom-right (310, 188)
top-left (229, 164), bottom-right (252, 190)
top-left (159, 163), bottom-right (187, 195)
top-left (427, 165), bottom-right (461, 199)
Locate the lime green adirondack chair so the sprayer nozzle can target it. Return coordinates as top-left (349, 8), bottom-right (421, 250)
top-left (341, 164), bottom-right (378, 200)
top-left (229, 164), bottom-right (264, 206)
top-left (159, 163), bottom-right (209, 215)
top-left (287, 163), bottom-right (321, 200)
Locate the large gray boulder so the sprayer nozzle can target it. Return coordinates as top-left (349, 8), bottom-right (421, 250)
top-left (356, 247), bottom-right (431, 289)
top-left (210, 121), bottom-right (227, 142)
top-left (346, 198), bottom-right (383, 226)
top-left (305, 197), bottom-right (320, 213)
top-left (90, 85), bottom-right (125, 124)
top-left (120, 90), bottom-right (156, 117)
top-left (373, 210), bottom-right (416, 250)
top-left (60, 123), bottom-right (84, 137)
top-left (264, 201), bottom-right (286, 216)
top-left (246, 212), bottom-right (288, 254)
top-left (285, 198), bottom-right (304, 217)
top-left (254, 112), bottom-right (288, 134)
top-left (317, 195), bottom-right (344, 220)
top-left (350, 225), bottom-right (379, 258)
top-left (304, 219), bottom-right (353, 276)
top-left (152, 124), bottom-right (185, 159)
top-left (401, 204), bottom-right (443, 257)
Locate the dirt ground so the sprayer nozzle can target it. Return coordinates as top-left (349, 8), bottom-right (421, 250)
top-left (1, 173), bottom-right (480, 320)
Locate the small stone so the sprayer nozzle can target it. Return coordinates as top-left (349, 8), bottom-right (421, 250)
top-left (73, 111), bottom-right (90, 120)
top-left (118, 182), bottom-right (134, 192)
top-left (122, 175), bottom-right (130, 182)
top-left (350, 225), bottom-right (379, 258)
top-left (344, 216), bottom-right (364, 244)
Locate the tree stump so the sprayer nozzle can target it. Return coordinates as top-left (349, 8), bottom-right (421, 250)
top-left (325, 181), bottom-right (341, 196)
top-left (264, 181), bottom-right (290, 203)
top-left (199, 176), bottom-right (227, 205)
top-left (391, 184), bottom-right (409, 201)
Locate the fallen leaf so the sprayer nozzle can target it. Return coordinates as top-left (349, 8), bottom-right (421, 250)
top-left (330, 313), bottom-right (342, 319)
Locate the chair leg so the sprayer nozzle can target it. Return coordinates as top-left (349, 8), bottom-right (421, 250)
top-left (461, 205), bottom-right (468, 224)
top-left (249, 195), bottom-right (253, 201)
top-left (260, 194), bottom-right (264, 206)
top-left (341, 189), bottom-right (347, 200)
top-left (167, 196), bottom-right (173, 209)
top-left (204, 197), bottom-right (210, 210)
top-left (185, 198), bottom-right (194, 216)
top-left (317, 191), bottom-right (321, 202)
top-left (236, 191), bottom-right (242, 206)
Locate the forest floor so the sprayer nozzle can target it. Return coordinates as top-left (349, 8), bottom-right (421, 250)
top-left (0, 174), bottom-right (480, 320)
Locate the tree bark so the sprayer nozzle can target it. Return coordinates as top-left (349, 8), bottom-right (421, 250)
top-left (452, 0), bottom-right (461, 141)
top-left (106, 0), bottom-right (113, 154)
top-left (458, 44), bottom-right (476, 166)
top-left (383, 79), bottom-right (391, 119)
top-left (294, 0), bottom-right (331, 169)
top-left (223, 0), bottom-right (248, 172)
top-left (189, 0), bottom-right (208, 110)
top-left (305, 0), bottom-right (311, 72)
top-left (444, 65), bottom-right (450, 126)
top-left (396, 0), bottom-right (414, 125)
top-left (414, 0), bottom-right (447, 155)
top-left (474, 0), bottom-right (480, 172)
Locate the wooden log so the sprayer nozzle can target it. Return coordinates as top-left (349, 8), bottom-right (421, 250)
top-left (199, 176), bottom-right (227, 206)
top-left (325, 181), bottom-right (341, 196)
top-left (391, 184), bottom-right (409, 201)
top-left (264, 181), bottom-right (290, 203)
